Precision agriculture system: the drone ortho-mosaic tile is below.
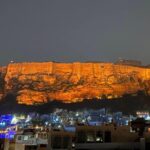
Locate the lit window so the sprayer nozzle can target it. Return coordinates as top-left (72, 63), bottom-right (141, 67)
top-left (23, 136), bottom-right (28, 141)
top-left (86, 131), bottom-right (95, 142)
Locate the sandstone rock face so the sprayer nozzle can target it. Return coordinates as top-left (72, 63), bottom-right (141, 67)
top-left (0, 67), bottom-right (6, 99)
top-left (0, 62), bottom-right (149, 105)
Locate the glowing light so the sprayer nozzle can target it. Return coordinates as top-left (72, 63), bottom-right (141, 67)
top-left (75, 112), bottom-right (79, 117)
top-left (35, 125), bottom-right (40, 129)
top-left (25, 115), bottom-right (32, 123)
top-left (145, 116), bottom-right (150, 120)
top-left (45, 122), bottom-right (48, 125)
top-left (96, 137), bottom-right (103, 142)
top-left (11, 116), bottom-right (18, 124)
top-left (0, 122), bottom-right (6, 127)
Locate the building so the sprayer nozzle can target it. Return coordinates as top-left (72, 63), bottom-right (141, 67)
top-left (47, 129), bottom-right (75, 150)
top-left (75, 123), bottom-right (149, 150)
top-left (115, 59), bottom-right (142, 67)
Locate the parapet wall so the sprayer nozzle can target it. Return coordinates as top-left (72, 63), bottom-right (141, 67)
top-left (5, 62), bottom-right (150, 79)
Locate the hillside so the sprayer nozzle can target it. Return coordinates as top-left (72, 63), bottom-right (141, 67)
top-left (0, 61), bottom-right (149, 105)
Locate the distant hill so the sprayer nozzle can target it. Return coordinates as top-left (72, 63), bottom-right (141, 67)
top-left (0, 61), bottom-right (149, 105)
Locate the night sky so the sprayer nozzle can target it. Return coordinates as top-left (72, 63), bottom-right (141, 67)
top-left (0, 0), bottom-right (150, 66)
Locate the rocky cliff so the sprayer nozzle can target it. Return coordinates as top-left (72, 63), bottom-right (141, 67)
top-left (0, 62), bottom-right (149, 105)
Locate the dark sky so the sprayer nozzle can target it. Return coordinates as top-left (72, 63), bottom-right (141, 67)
top-left (0, 0), bottom-right (150, 66)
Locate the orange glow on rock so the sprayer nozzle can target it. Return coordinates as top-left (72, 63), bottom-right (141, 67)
top-left (0, 62), bottom-right (148, 105)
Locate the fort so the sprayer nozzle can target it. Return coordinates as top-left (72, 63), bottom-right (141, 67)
top-left (0, 61), bottom-right (149, 105)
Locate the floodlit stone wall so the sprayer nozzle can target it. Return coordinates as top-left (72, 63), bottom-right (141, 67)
top-left (0, 62), bottom-right (149, 105)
